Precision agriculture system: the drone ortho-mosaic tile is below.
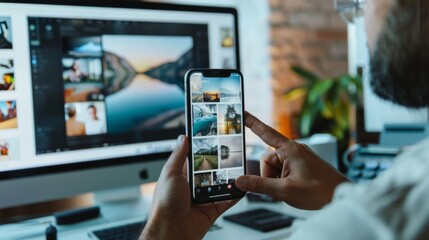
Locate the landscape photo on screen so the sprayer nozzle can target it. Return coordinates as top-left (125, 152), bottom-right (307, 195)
top-left (219, 136), bottom-right (243, 169)
top-left (193, 138), bottom-right (219, 171)
top-left (219, 75), bottom-right (241, 102)
top-left (102, 35), bottom-right (193, 133)
top-left (202, 77), bottom-right (220, 103)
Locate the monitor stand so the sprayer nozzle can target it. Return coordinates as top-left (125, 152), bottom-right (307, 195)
top-left (93, 185), bottom-right (153, 222)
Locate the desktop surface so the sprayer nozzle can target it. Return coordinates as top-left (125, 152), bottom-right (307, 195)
top-left (0, 185), bottom-right (315, 240)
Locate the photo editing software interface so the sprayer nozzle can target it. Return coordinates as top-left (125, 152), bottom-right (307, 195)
top-left (0, 3), bottom-right (237, 172)
top-left (190, 72), bottom-right (245, 200)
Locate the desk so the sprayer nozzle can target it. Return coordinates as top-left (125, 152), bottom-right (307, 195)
top-left (0, 184), bottom-right (316, 240)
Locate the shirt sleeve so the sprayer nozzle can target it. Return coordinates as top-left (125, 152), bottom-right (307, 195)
top-left (287, 195), bottom-right (394, 240)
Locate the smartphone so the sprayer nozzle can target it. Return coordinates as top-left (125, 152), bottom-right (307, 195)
top-left (185, 69), bottom-right (247, 203)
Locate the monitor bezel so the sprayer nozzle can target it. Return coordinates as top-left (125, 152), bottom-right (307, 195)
top-left (0, 0), bottom-right (241, 180)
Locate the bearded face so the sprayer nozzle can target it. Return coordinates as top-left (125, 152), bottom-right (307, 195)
top-left (368, 1), bottom-right (429, 108)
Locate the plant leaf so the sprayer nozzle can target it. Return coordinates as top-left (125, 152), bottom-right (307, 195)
top-left (291, 65), bottom-right (321, 84)
top-left (283, 87), bottom-right (307, 102)
top-left (300, 101), bottom-right (320, 137)
top-left (308, 79), bottom-right (334, 104)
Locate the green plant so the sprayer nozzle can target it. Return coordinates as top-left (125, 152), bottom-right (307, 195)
top-left (283, 65), bottom-right (362, 141)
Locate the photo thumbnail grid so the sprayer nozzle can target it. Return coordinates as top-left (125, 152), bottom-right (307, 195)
top-left (191, 74), bottom-right (244, 188)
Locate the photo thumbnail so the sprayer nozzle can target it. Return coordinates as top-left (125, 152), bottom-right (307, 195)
top-left (218, 104), bottom-right (242, 135)
top-left (193, 138), bottom-right (219, 171)
top-left (221, 27), bottom-right (234, 48)
top-left (62, 58), bottom-right (102, 83)
top-left (0, 59), bottom-right (14, 91)
top-left (220, 136), bottom-right (243, 169)
top-left (213, 170), bottom-right (227, 185)
top-left (65, 101), bottom-right (107, 137)
top-left (191, 74), bottom-right (203, 103)
top-left (202, 77), bottom-right (220, 102)
top-left (193, 104), bottom-right (217, 136)
top-left (220, 75), bottom-right (241, 102)
top-left (102, 35), bottom-right (193, 133)
top-left (0, 17), bottom-right (13, 49)
top-left (62, 36), bottom-right (102, 57)
top-left (195, 172), bottom-right (212, 188)
top-left (0, 100), bottom-right (17, 130)
top-left (0, 138), bottom-right (19, 161)
top-left (64, 82), bottom-right (104, 103)
top-left (227, 168), bottom-right (243, 183)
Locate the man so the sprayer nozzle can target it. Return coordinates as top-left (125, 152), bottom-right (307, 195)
top-left (66, 106), bottom-right (86, 136)
top-left (140, 0), bottom-right (429, 239)
top-left (85, 105), bottom-right (106, 135)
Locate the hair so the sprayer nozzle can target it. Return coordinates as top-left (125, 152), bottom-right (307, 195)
top-left (87, 105), bottom-right (96, 110)
top-left (369, 0), bottom-right (429, 108)
top-left (67, 107), bottom-right (76, 118)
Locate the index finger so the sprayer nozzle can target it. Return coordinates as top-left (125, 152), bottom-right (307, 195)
top-left (245, 112), bottom-right (289, 149)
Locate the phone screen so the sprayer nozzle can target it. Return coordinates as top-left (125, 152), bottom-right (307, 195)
top-left (186, 69), bottom-right (246, 203)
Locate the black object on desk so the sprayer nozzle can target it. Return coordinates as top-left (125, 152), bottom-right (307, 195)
top-left (45, 223), bottom-right (57, 240)
top-left (54, 206), bottom-right (100, 225)
top-left (224, 208), bottom-right (295, 232)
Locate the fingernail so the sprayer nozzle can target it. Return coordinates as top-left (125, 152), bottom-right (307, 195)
top-left (177, 135), bottom-right (184, 145)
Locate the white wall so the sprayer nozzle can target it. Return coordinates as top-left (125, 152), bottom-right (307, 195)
top-left (147, 0), bottom-right (273, 144)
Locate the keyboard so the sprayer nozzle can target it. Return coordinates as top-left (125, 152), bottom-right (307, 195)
top-left (346, 145), bottom-right (398, 183)
top-left (92, 220), bottom-right (146, 240)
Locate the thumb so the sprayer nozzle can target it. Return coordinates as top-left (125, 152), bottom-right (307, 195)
top-left (163, 135), bottom-right (189, 176)
top-left (236, 175), bottom-right (285, 198)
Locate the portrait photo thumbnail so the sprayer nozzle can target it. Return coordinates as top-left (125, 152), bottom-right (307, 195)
top-left (64, 101), bottom-right (107, 137)
top-left (62, 58), bottom-right (103, 83)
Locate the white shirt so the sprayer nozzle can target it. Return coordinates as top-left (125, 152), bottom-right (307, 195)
top-left (85, 119), bottom-right (106, 135)
top-left (289, 138), bottom-right (429, 240)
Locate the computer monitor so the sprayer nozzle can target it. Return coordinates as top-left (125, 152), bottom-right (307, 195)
top-left (0, 0), bottom-right (240, 208)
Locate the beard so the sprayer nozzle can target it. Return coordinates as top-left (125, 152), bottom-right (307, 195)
top-left (369, 48), bottom-right (428, 108)
top-left (368, 3), bottom-right (429, 109)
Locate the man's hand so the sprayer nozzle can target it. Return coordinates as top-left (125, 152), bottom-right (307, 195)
top-left (236, 112), bottom-right (349, 210)
top-left (140, 135), bottom-right (239, 240)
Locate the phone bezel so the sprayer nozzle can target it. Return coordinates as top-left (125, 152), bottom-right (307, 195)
top-left (185, 68), bottom-right (247, 204)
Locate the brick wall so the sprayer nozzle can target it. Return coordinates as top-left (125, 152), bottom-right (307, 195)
top-left (269, 0), bottom-right (348, 138)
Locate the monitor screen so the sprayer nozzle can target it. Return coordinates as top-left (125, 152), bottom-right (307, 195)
top-left (0, 2), bottom-right (239, 174)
